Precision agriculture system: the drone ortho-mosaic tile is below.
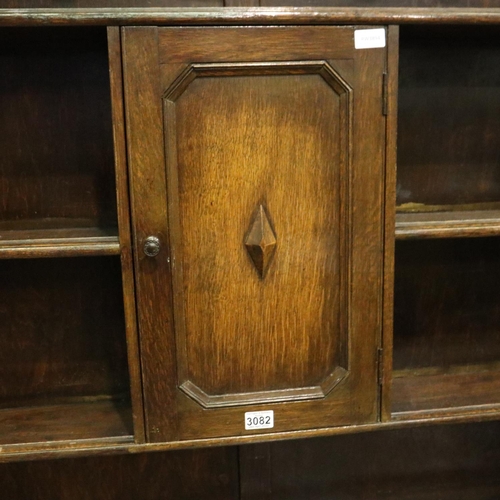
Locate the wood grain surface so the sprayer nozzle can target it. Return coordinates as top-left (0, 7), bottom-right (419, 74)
top-left (396, 209), bottom-right (500, 239)
top-left (393, 369), bottom-right (500, 415)
top-left (0, 0), bottom-right (221, 6)
top-left (263, 0), bottom-right (500, 5)
top-left (0, 221), bottom-right (120, 258)
top-left (6, 8), bottom-right (500, 27)
top-left (393, 238), bottom-right (500, 413)
top-left (124, 25), bottom-right (386, 442)
top-left (397, 25), bottom-right (500, 209)
top-left (240, 421), bottom-right (500, 499)
top-left (0, 28), bottom-right (117, 237)
top-left (0, 257), bottom-right (130, 407)
top-left (123, 27), bottom-right (179, 442)
top-left (167, 64), bottom-right (348, 400)
top-left (381, 25), bottom-right (399, 422)
top-left (1, 7), bottom-right (500, 499)
top-left (0, 400), bottom-right (133, 446)
top-left (107, 26), bottom-right (146, 443)
top-left (0, 446), bottom-right (238, 500)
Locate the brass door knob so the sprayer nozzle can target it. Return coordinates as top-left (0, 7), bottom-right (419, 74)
top-left (143, 236), bottom-right (161, 257)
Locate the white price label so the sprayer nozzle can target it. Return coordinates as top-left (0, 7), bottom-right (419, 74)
top-left (354, 28), bottom-right (386, 49)
top-left (245, 410), bottom-right (274, 430)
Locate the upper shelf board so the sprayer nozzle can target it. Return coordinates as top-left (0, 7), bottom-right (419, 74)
top-left (3, 7), bottom-right (500, 26)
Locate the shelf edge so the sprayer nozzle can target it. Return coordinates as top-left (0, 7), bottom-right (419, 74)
top-left (3, 7), bottom-right (500, 27)
top-left (2, 407), bottom-right (500, 463)
top-left (0, 239), bottom-right (121, 258)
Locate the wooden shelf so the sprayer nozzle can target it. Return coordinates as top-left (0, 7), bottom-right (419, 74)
top-left (392, 368), bottom-right (500, 416)
top-left (0, 399), bottom-right (133, 446)
top-left (5, 8), bottom-right (500, 28)
top-left (395, 210), bottom-right (500, 239)
top-left (0, 219), bottom-right (120, 258)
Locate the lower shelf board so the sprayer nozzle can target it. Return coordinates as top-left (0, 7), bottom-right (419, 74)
top-left (0, 399), bottom-right (133, 447)
top-left (392, 369), bottom-right (500, 416)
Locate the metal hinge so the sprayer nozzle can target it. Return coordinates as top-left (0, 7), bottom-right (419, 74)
top-left (377, 347), bottom-right (384, 386)
top-left (382, 72), bottom-right (389, 116)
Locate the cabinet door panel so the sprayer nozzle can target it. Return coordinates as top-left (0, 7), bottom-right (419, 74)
top-left (167, 64), bottom-right (349, 408)
top-left (123, 26), bottom-right (386, 442)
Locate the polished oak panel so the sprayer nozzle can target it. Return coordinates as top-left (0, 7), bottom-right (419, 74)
top-left (124, 26), bottom-right (386, 441)
top-left (166, 62), bottom-right (350, 406)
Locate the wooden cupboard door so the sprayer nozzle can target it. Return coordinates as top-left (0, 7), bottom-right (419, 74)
top-left (122, 26), bottom-right (387, 442)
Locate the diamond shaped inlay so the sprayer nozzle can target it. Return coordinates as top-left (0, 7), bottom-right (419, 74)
top-left (245, 205), bottom-right (277, 278)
